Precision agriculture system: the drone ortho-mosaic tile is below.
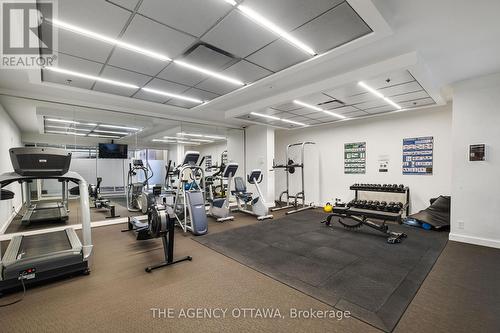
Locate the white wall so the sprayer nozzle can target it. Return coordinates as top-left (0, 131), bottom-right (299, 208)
top-left (227, 129), bottom-right (245, 178)
top-left (197, 141), bottom-right (227, 167)
top-left (451, 72), bottom-right (500, 249)
top-left (0, 103), bottom-right (22, 232)
top-left (245, 125), bottom-right (275, 205)
top-left (275, 105), bottom-right (452, 213)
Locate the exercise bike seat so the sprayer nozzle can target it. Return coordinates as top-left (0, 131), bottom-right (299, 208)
top-left (211, 198), bottom-right (226, 208)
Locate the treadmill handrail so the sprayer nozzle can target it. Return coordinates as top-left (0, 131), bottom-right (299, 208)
top-left (0, 171), bottom-right (85, 187)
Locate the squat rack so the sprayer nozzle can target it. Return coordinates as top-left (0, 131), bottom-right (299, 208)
top-left (271, 142), bottom-right (316, 215)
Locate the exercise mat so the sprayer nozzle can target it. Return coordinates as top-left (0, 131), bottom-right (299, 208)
top-left (408, 195), bottom-right (451, 229)
top-left (195, 210), bottom-right (448, 332)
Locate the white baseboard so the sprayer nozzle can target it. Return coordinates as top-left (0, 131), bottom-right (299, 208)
top-left (449, 233), bottom-right (500, 249)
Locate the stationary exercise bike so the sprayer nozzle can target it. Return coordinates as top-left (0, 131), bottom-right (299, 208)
top-left (207, 163), bottom-right (238, 222)
top-left (126, 159), bottom-right (153, 213)
top-left (322, 206), bottom-right (407, 244)
top-left (232, 169), bottom-right (273, 221)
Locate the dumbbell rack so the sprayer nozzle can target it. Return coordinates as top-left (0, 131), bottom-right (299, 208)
top-left (349, 185), bottom-right (410, 223)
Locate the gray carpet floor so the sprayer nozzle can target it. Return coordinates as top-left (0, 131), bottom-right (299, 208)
top-left (195, 210), bottom-right (449, 332)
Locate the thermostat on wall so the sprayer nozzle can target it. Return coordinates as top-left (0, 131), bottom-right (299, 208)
top-left (469, 144), bottom-right (485, 161)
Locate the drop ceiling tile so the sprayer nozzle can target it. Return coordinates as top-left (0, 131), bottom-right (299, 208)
top-left (399, 98), bottom-right (435, 109)
top-left (391, 90), bottom-right (430, 103)
top-left (344, 111), bottom-right (369, 118)
top-left (195, 60), bottom-right (271, 95)
top-left (364, 70), bottom-right (415, 90)
top-left (93, 66), bottom-right (150, 97)
top-left (365, 105), bottom-right (398, 114)
top-left (291, 2), bottom-right (372, 54)
top-left (138, 0), bottom-right (232, 37)
top-left (106, 0), bottom-right (138, 11)
top-left (141, 78), bottom-right (191, 93)
top-left (43, 53), bottom-right (102, 89)
top-left (243, 0), bottom-right (343, 31)
top-left (272, 102), bottom-right (303, 112)
top-left (380, 81), bottom-right (423, 97)
top-left (246, 38), bottom-right (309, 72)
top-left (180, 88), bottom-right (220, 102)
top-left (288, 108), bottom-right (318, 116)
top-left (355, 98), bottom-right (388, 110)
top-left (158, 45), bottom-right (235, 86)
top-left (133, 90), bottom-right (169, 103)
top-left (165, 99), bottom-right (199, 109)
top-left (325, 106), bottom-right (358, 114)
top-left (59, 0), bottom-right (131, 35)
top-left (202, 11), bottom-right (277, 58)
top-left (265, 108), bottom-right (284, 116)
top-left (57, 29), bottom-right (114, 62)
top-left (287, 115), bottom-right (310, 122)
top-left (158, 63), bottom-right (208, 86)
top-left (301, 111), bottom-right (330, 119)
top-left (299, 93), bottom-right (335, 105)
top-left (108, 15), bottom-right (196, 75)
top-left (320, 100), bottom-right (345, 109)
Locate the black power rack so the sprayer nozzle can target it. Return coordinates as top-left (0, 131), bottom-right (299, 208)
top-left (347, 184), bottom-right (410, 223)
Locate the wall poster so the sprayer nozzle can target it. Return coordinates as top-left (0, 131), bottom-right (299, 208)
top-left (344, 142), bottom-right (366, 174)
top-left (402, 136), bottom-right (433, 175)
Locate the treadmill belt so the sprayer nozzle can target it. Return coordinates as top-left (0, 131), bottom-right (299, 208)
top-left (22, 205), bottom-right (68, 224)
top-left (19, 230), bottom-right (72, 258)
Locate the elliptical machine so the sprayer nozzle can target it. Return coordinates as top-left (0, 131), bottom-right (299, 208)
top-left (232, 169), bottom-right (273, 221)
top-left (122, 185), bottom-right (192, 272)
top-left (170, 151), bottom-right (208, 235)
top-left (207, 163), bottom-right (238, 222)
top-left (126, 159), bottom-right (153, 213)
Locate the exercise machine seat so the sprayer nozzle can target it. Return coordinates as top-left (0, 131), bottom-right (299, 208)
top-left (212, 198), bottom-right (226, 208)
top-left (232, 177), bottom-right (252, 202)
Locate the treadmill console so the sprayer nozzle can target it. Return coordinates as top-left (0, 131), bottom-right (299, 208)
top-left (10, 147), bottom-right (72, 176)
top-left (133, 159), bottom-right (144, 167)
top-left (183, 151), bottom-right (200, 166)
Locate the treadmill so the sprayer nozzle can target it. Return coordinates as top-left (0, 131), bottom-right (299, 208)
top-left (0, 147), bottom-right (93, 294)
top-left (21, 177), bottom-right (70, 225)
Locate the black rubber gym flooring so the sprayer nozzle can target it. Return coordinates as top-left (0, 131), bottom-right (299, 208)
top-left (195, 210), bottom-right (448, 332)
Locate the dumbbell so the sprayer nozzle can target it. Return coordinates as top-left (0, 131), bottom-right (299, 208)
top-left (372, 200), bottom-right (380, 210)
top-left (380, 201), bottom-right (388, 211)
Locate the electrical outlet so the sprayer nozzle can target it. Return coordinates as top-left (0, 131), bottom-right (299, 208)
top-left (457, 220), bottom-right (465, 230)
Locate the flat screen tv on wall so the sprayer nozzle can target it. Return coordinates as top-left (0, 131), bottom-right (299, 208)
top-left (98, 143), bottom-right (128, 159)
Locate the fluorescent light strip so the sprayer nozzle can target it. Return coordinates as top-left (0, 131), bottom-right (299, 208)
top-left (177, 132), bottom-right (202, 137)
top-left (88, 134), bottom-right (120, 139)
top-left (232, 5), bottom-right (315, 56)
top-left (293, 100), bottom-right (346, 119)
top-left (250, 112), bottom-right (308, 127)
top-left (50, 19), bottom-right (171, 61)
top-left (204, 135), bottom-right (226, 140)
top-left (250, 112), bottom-right (280, 121)
top-left (46, 118), bottom-right (79, 124)
top-left (142, 87), bottom-right (203, 104)
top-left (98, 124), bottom-right (140, 131)
top-left (358, 81), bottom-right (402, 110)
top-left (281, 118), bottom-right (307, 126)
top-left (173, 61), bottom-right (244, 86)
top-left (46, 130), bottom-right (86, 136)
top-left (177, 141), bottom-right (200, 145)
top-left (44, 67), bottom-right (139, 89)
top-left (45, 125), bottom-right (90, 132)
top-left (190, 138), bottom-right (214, 143)
top-left (93, 129), bottom-right (128, 135)
top-left (153, 139), bottom-right (176, 143)
top-left (49, 19), bottom-right (247, 86)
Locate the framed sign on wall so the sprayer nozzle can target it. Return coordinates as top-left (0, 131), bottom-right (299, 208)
top-left (345, 142), bottom-right (366, 174)
top-left (402, 136), bottom-right (433, 175)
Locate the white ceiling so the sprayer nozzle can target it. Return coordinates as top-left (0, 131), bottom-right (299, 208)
top-left (1, 0), bottom-right (500, 140)
top-left (41, 0), bottom-right (372, 108)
